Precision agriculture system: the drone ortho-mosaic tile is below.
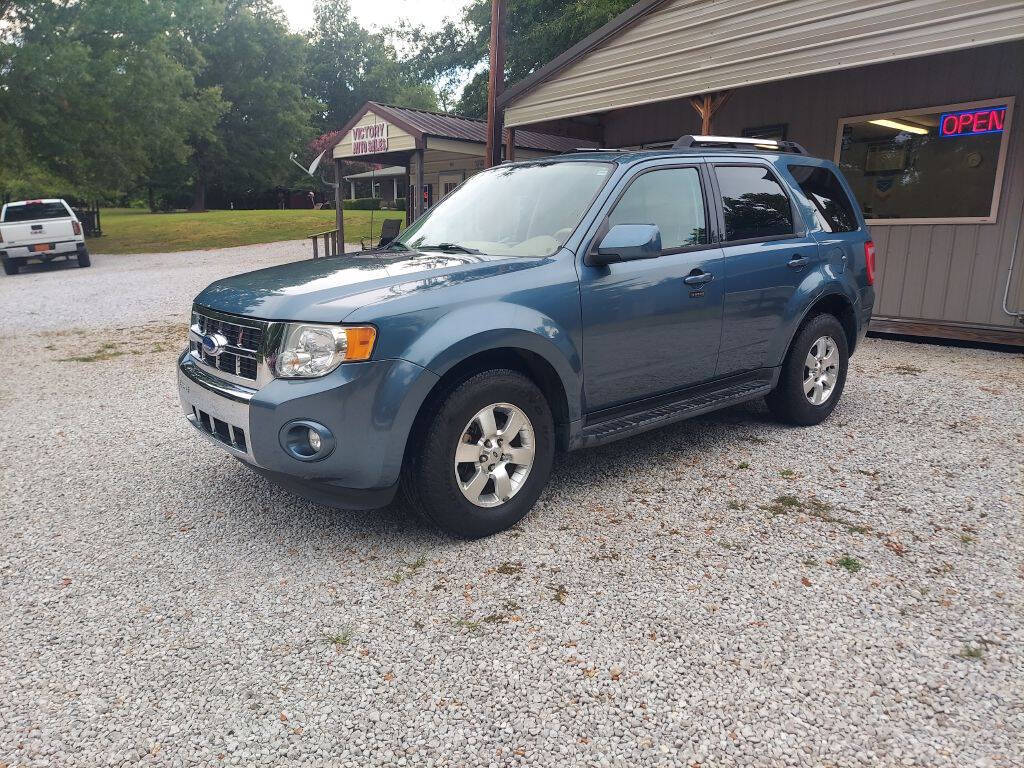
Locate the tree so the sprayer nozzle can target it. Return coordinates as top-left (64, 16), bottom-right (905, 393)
top-left (186, 2), bottom-right (315, 210)
top-left (398, 0), bottom-right (636, 117)
top-left (306, 0), bottom-right (437, 132)
top-left (0, 0), bottom-right (217, 201)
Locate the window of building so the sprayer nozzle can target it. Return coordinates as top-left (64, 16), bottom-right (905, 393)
top-left (788, 165), bottom-right (859, 233)
top-left (742, 123), bottom-right (788, 141)
top-left (714, 165), bottom-right (795, 242)
top-left (835, 97), bottom-right (1014, 224)
top-left (607, 167), bottom-right (708, 250)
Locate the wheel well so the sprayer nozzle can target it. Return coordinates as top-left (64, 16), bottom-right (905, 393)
top-left (805, 293), bottom-right (858, 355)
top-left (410, 348), bottom-right (572, 453)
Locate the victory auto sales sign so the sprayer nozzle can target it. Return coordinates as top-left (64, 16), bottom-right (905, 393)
top-left (352, 122), bottom-right (388, 155)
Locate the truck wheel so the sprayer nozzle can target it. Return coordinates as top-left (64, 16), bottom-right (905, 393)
top-left (77, 249), bottom-right (91, 268)
top-left (2, 257), bottom-right (17, 276)
top-left (402, 369), bottom-right (555, 538)
top-left (766, 313), bottom-right (849, 426)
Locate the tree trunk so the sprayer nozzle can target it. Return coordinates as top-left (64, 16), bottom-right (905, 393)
top-left (148, 185), bottom-right (157, 213)
top-left (190, 178), bottom-right (206, 212)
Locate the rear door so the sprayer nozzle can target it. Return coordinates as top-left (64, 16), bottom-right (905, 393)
top-left (784, 162), bottom-right (866, 282)
top-left (579, 162), bottom-right (726, 411)
top-left (710, 163), bottom-right (820, 377)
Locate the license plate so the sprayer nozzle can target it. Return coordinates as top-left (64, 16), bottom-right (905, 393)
top-left (32, 243), bottom-right (52, 253)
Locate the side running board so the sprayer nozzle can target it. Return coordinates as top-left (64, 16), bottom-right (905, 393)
top-left (576, 371), bottom-right (775, 449)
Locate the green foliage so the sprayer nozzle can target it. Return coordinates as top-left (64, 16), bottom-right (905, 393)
top-left (345, 198), bottom-right (382, 210)
top-left (306, 0), bottom-right (437, 131)
top-left (398, 0), bottom-right (636, 117)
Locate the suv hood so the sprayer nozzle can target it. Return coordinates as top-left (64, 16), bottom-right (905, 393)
top-left (194, 249), bottom-right (544, 322)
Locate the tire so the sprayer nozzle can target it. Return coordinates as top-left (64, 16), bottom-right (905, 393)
top-left (766, 313), bottom-right (849, 426)
top-left (77, 249), bottom-right (91, 268)
top-left (2, 257), bottom-right (17, 276)
top-left (401, 368), bottom-right (555, 538)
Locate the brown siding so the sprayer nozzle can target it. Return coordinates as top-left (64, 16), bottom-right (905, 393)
top-left (601, 42), bottom-right (1024, 333)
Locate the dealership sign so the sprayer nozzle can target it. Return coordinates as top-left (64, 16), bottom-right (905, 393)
top-left (352, 122), bottom-right (389, 155)
top-left (939, 106), bottom-right (1006, 137)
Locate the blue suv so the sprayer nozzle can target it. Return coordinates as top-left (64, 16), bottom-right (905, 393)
top-left (178, 135), bottom-right (875, 538)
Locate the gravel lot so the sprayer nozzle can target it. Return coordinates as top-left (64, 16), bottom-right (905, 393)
top-left (1, 246), bottom-right (1022, 768)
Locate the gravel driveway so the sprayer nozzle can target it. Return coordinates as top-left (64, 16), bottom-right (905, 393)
top-left (1, 246), bottom-right (1022, 768)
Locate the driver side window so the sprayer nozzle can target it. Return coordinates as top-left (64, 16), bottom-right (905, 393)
top-left (608, 167), bottom-right (708, 251)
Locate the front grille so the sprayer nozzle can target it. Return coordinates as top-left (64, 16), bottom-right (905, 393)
top-left (190, 309), bottom-right (265, 382)
top-left (192, 406), bottom-right (247, 452)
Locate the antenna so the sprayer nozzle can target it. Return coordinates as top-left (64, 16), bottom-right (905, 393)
top-left (290, 150), bottom-right (326, 177)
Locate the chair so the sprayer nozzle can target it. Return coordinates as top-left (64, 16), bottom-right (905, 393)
top-left (362, 218), bottom-right (401, 250)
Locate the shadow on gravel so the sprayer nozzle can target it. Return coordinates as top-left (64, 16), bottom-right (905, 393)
top-left (183, 396), bottom-right (795, 547)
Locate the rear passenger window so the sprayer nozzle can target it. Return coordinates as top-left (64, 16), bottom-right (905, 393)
top-left (788, 165), bottom-right (859, 233)
top-left (608, 167), bottom-right (708, 251)
top-left (714, 165), bottom-right (794, 241)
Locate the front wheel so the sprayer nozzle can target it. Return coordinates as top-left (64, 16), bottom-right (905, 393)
top-left (766, 313), bottom-right (849, 426)
top-left (401, 369), bottom-right (555, 538)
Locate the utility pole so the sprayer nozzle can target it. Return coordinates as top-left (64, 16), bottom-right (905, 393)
top-left (334, 158), bottom-right (344, 249)
top-left (484, 0), bottom-right (506, 168)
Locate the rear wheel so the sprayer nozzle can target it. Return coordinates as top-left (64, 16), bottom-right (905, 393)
top-left (766, 313), bottom-right (848, 426)
top-left (77, 249), bottom-right (91, 268)
top-left (401, 369), bottom-right (555, 538)
top-left (2, 257), bottom-right (17, 276)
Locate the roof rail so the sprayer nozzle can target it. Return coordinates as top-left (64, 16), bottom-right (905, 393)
top-left (671, 135), bottom-right (809, 155)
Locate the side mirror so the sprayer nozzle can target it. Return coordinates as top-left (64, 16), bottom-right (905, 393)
top-left (588, 223), bottom-right (662, 266)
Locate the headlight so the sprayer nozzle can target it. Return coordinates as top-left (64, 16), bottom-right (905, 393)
top-left (274, 324), bottom-right (376, 378)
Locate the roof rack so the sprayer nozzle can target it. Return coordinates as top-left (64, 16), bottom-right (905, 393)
top-left (671, 135), bottom-right (808, 155)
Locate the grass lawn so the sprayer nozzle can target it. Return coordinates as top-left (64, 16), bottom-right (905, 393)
top-left (90, 208), bottom-right (406, 255)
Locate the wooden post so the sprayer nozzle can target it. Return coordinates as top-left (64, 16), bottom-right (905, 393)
top-left (689, 91), bottom-right (731, 134)
top-left (484, 0), bottom-right (506, 168)
top-left (334, 158), bottom-right (345, 254)
top-left (415, 149), bottom-right (425, 220)
top-left (506, 127), bottom-right (516, 163)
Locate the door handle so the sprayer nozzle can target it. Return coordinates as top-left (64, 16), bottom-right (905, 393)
top-left (787, 255), bottom-right (810, 269)
top-left (684, 270), bottom-right (714, 286)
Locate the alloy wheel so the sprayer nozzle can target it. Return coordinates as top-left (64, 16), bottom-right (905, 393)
top-left (454, 402), bottom-right (536, 508)
top-left (803, 335), bottom-right (840, 405)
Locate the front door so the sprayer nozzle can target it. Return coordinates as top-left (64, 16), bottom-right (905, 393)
top-left (710, 162), bottom-right (821, 377)
top-left (579, 163), bottom-right (726, 412)
top-left (439, 172), bottom-right (463, 199)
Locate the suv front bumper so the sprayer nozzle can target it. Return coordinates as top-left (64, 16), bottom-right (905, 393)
top-left (177, 350), bottom-right (439, 508)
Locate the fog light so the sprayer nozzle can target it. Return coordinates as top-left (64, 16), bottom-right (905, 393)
top-left (279, 420), bottom-right (335, 462)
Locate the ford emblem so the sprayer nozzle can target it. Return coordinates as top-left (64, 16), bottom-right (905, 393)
top-left (201, 332), bottom-right (229, 357)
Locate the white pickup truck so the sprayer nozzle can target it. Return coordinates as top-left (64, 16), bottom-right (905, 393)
top-left (0, 199), bottom-right (90, 275)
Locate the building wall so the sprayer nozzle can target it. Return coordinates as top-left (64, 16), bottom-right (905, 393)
top-left (334, 110), bottom-right (417, 159)
top-left (504, 0), bottom-right (1024, 128)
top-left (601, 42), bottom-right (1024, 334)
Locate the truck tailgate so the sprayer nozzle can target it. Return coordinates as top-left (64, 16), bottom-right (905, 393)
top-left (1, 218), bottom-right (77, 246)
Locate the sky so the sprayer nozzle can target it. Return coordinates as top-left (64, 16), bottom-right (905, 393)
top-left (275, 0), bottom-right (464, 33)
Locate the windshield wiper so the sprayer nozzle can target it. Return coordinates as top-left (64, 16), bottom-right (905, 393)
top-left (419, 242), bottom-right (482, 254)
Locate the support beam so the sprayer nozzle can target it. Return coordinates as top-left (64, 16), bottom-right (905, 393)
top-left (689, 90), bottom-right (732, 134)
top-left (484, 0), bottom-right (506, 168)
top-left (415, 149), bottom-right (425, 220)
top-left (334, 158), bottom-right (344, 251)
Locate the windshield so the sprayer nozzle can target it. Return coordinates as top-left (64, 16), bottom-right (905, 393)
top-left (2, 202), bottom-right (71, 223)
top-left (392, 161), bottom-right (613, 257)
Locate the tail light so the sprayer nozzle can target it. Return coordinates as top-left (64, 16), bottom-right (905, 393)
top-left (72, 221), bottom-right (82, 236)
top-left (864, 240), bottom-right (876, 285)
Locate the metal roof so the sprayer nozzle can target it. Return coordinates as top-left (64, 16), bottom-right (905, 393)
top-left (500, 0), bottom-right (1024, 128)
top-left (335, 102), bottom-right (597, 154)
top-left (343, 165), bottom-right (407, 181)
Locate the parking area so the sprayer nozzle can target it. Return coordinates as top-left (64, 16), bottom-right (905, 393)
top-left (1, 248), bottom-right (1022, 768)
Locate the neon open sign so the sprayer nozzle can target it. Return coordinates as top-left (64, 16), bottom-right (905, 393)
top-left (939, 106), bottom-right (1007, 137)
